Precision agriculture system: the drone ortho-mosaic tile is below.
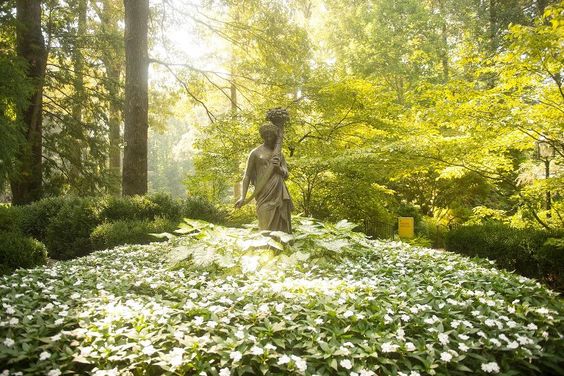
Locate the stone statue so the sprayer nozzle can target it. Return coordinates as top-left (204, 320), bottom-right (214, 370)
top-left (235, 108), bottom-right (293, 233)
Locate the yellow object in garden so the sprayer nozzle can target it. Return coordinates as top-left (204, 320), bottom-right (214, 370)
top-left (398, 217), bottom-right (414, 238)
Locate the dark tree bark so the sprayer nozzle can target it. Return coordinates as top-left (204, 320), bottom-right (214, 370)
top-left (69, 0), bottom-right (87, 191)
top-left (11, 0), bottom-right (47, 205)
top-left (96, 0), bottom-right (124, 195)
top-left (122, 0), bottom-right (149, 195)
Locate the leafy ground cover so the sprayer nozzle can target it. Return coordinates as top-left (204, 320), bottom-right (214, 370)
top-left (0, 218), bottom-right (563, 375)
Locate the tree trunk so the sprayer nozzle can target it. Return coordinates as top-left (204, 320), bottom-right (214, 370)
top-left (69, 0), bottom-right (87, 192)
top-left (11, 0), bottom-right (47, 205)
top-left (98, 0), bottom-right (124, 195)
top-left (489, 0), bottom-right (497, 53)
top-left (122, 0), bottom-right (149, 196)
top-left (438, 0), bottom-right (449, 82)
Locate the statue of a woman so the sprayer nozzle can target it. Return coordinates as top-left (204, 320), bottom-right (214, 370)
top-left (235, 121), bottom-right (293, 233)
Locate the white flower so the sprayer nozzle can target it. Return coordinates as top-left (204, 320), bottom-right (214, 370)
top-left (193, 316), bottom-right (204, 326)
top-left (340, 359), bottom-right (352, 369)
top-left (278, 354), bottom-right (291, 365)
top-left (47, 370), bottom-right (62, 376)
top-left (230, 351), bottom-right (242, 362)
top-left (294, 356), bottom-right (307, 372)
top-left (235, 330), bottom-right (245, 339)
top-left (359, 370), bottom-right (376, 376)
top-left (527, 323), bottom-right (538, 330)
top-left (142, 344), bottom-right (157, 356)
top-left (481, 361), bottom-right (500, 373)
top-left (458, 343), bottom-right (469, 352)
top-left (3, 338), bottom-right (15, 347)
top-left (381, 342), bottom-right (399, 353)
top-left (40, 351), bottom-right (51, 360)
top-left (275, 303), bottom-right (284, 313)
top-left (459, 334), bottom-right (469, 340)
top-left (265, 343), bottom-right (276, 351)
top-left (507, 341), bottom-right (519, 349)
top-left (219, 368), bottom-right (230, 376)
top-left (8, 318), bottom-right (19, 326)
top-left (314, 318), bottom-right (324, 325)
top-left (6, 306), bottom-right (14, 315)
top-left (440, 352), bottom-right (453, 362)
top-left (168, 347), bottom-right (184, 367)
top-left (343, 310), bottom-right (354, 318)
top-left (405, 342), bottom-right (416, 351)
top-left (438, 333), bottom-right (449, 345)
top-left (251, 346), bottom-right (264, 355)
top-left (409, 372), bottom-right (421, 376)
top-left (485, 319), bottom-right (496, 327)
top-left (71, 292), bottom-right (80, 300)
top-left (206, 320), bottom-right (217, 329)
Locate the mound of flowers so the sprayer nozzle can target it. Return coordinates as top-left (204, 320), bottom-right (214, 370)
top-left (1, 218), bottom-right (563, 375)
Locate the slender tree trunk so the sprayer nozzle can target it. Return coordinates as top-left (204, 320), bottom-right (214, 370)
top-left (489, 0), bottom-right (497, 53)
top-left (98, 0), bottom-right (124, 195)
top-left (438, 0), bottom-right (449, 82)
top-left (108, 64), bottom-right (122, 194)
top-left (11, 0), bottom-right (47, 205)
top-left (69, 0), bottom-right (87, 192)
top-left (122, 0), bottom-right (149, 195)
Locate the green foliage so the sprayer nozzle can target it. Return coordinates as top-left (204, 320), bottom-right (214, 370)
top-left (0, 218), bottom-right (562, 375)
top-left (536, 237), bottom-right (564, 291)
top-left (99, 195), bottom-right (174, 222)
top-left (0, 231), bottom-right (47, 271)
top-left (90, 217), bottom-right (178, 251)
top-left (44, 197), bottom-right (99, 260)
top-left (445, 223), bottom-right (564, 290)
top-left (17, 196), bottom-right (70, 241)
top-left (182, 195), bottom-right (226, 224)
top-left (0, 205), bottom-right (20, 233)
top-left (0, 54), bottom-right (32, 187)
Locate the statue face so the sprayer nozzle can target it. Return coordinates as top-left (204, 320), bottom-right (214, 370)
top-left (263, 132), bottom-right (277, 147)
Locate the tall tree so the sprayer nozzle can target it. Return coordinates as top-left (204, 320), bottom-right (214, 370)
top-left (11, 0), bottom-right (47, 204)
top-left (122, 0), bottom-right (149, 195)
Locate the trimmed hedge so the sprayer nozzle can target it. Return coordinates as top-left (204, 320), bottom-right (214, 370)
top-left (0, 231), bottom-right (47, 272)
top-left (445, 223), bottom-right (564, 290)
top-left (90, 218), bottom-right (178, 250)
top-left (44, 197), bottom-right (99, 260)
top-left (2, 194), bottom-right (226, 265)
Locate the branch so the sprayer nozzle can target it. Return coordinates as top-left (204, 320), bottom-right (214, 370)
top-left (150, 58), bottom-right (216, 123)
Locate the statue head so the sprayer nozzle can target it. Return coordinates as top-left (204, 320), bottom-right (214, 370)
top-left (259, 122), bottom-right (278, 147)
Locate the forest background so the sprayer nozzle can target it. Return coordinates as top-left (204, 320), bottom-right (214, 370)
top-left (1, 0), bottom-right (563, 241)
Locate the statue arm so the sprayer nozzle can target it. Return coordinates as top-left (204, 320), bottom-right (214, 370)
top-left (235, 151), bottom-right (255, 208)
top-left (278, 154), bottom-right (289, 179)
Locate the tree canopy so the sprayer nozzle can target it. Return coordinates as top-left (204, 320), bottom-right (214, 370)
top-left (0, 0), bottom-right (562, 230)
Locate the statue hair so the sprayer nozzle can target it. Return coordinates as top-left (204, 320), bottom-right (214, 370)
top-left (259, 122), bottom-right (278, 140)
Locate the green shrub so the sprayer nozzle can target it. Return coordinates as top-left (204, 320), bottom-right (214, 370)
top-left (99, 195), bottom-right (160, 221)
top-left (148, 192), bottom-right (182, 220)
top-left (445, 223), bottom-right (564, 289)
top-left (17, 196), bottom-right (69, 241)
top-left (99, 194), bottom-right (185, 222)
top-left (182, 196), bottom-right (226, 224)
top-left (45, 197), bottom-right (100, 260)
top-left (90, 217), bottom-right (178, 250)
top-left (0, 205), bottom-right (21, 233)
top-left (223, 205), bottom-right (256, 228)
top-left (536, 237), bottom-right (564, 290)
top-left (0, 231), bottom-right (47, 271)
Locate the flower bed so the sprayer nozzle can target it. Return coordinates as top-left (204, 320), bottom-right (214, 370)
top-left (1, 219), bottom-right (563, 375)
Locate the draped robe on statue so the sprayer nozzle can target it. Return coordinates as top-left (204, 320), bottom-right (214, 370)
top-left (244, 146), bottom-right (293, 233)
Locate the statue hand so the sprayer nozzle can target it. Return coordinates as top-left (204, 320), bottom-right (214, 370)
top-left (271, 156), bottom-right (281, 167)
top-left (235, 197), bottom-right (245, 209)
